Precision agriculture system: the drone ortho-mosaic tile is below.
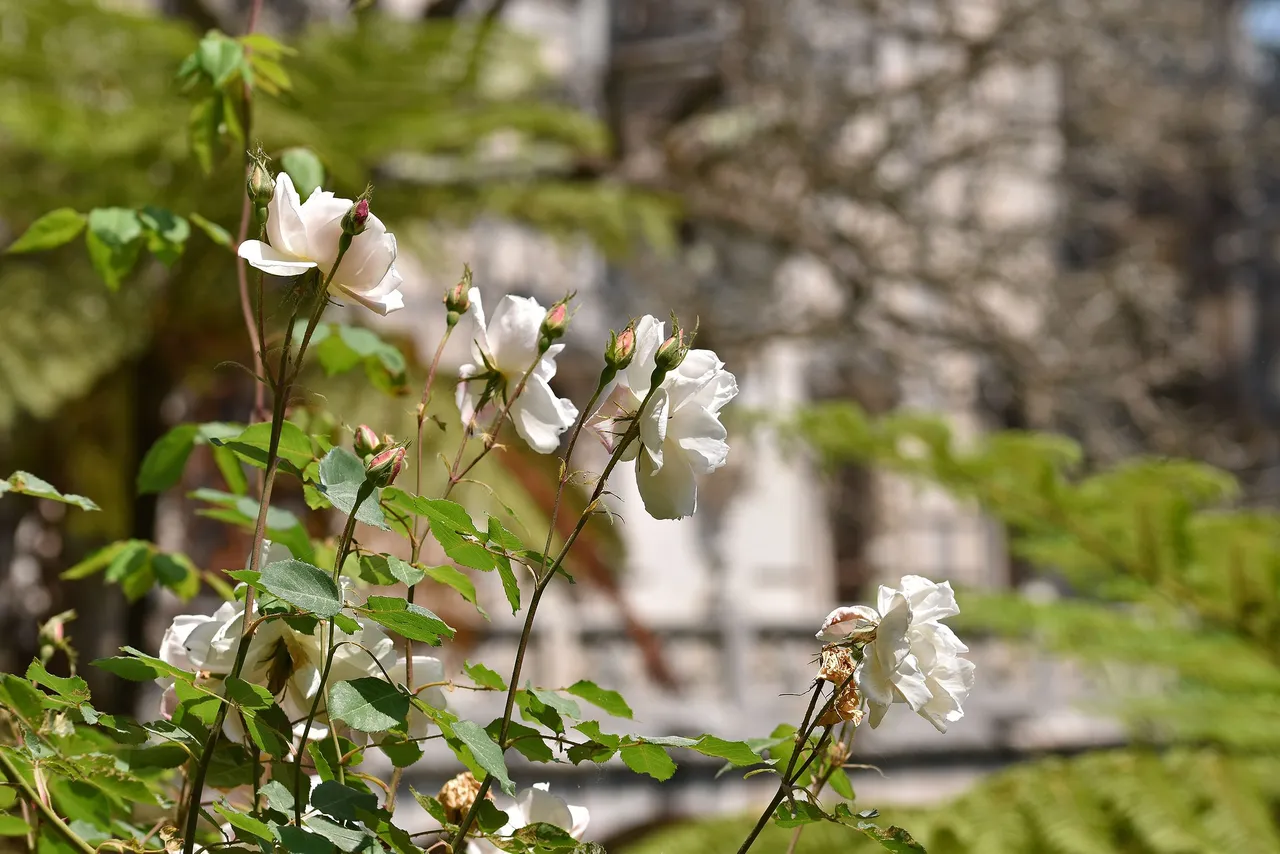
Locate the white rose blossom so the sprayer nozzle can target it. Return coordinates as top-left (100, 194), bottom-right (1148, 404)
top-left (455, 287), bottom-right (578, 454)
top-left (468, 783), bottom-right (590, 854)
top-left (597, 315), bottom-right (738, 520)
top-left (157, 598), bottom-right (400, 741)
top-left (237, 172), bottom-right (405, 315)
top-left (817, 575), bottom-right (975, 733)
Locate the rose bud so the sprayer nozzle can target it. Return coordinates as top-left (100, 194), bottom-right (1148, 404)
top-left (353, 424), bottom-right (382, 459)
top-left (366, 445), bottom-right (406, 487)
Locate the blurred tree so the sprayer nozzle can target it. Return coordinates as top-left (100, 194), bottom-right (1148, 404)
top-left (621, 402), bottom-right (1280, 852)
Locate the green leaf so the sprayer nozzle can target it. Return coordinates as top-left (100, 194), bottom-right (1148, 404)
top-left (691, 735), bottom-right (764, 767)
top-left (151, 552), bottom-right (201, 601)
top-left (303, 815), bottom-right (372, 853)
top-left (281, 147), bottom-right (325, 199)
top-left (215, 420), bottom-right (314, 473)
top-left (0, 814), bottom-right (30, 836)
top-left (362, 596), bottom-right (454, 645)
top-left (318, 448), bottom-right (386, 530)
top-left (85, 207), bottom-right (143, 290)
top-left (25, 661), bottom-right (89, 704)
top-left (5, 208), bottom-right (86, 254)
top-left (565, 680), bottom-right (633, 720)
top-left (529, 688), bottom-right (580, 720)
top-left (212, 803), bottom-right (274, 842)
top-left (136, 424), bottom-right (199, 493)
top-left (311, 780), bottom-right (378, 821)
top-left (464, 661), bottom-right (506, 691)
top-left (275, 826), bottom-right (336, 854)
top-left (476, 800), bottom-right (511, 834)
top-left (451, 719), bottom-right (514, 795)
top-left (328, 678), bottom-right (409, 733)
top-left (620, 743), bottom-right (677, 781)
top-left (139, 206), bottom-right (190, 266)
top-left (853, 821), bottom-right (927, 853)
top-left (260, 559), bottom-right (343, 618)
top-left (224, 677), bottom-right (275, 710)
top-left (0, 675), bottom-right (47, 722)
top-left (515, 823), bottom-right (579, 849)
top-left (412, 790), bottom-right (450, 826)
top-left (495, 556), bottom-right (521, 615)
top-left (190, 212), bottom-right (233, 249)
top-left (197, 32), bottom-right (246, 86)
top-left (260, 780), bottom-right (298, 815)
top-left (828, 766), bottom-right (855, 800)
top-left (422, 564), bottom-right (485, 617)
top-left (495, 720), bottom-right (555, 763)
top-left (772, 800), bottom-right (825, 828)
top-left (2, 472), bottom-right (99, 511)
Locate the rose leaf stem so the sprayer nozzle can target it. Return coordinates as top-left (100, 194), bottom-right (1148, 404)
top-left (0, 751), bottom-right (94, 854)
top-left (450, 380), bottom-right (654, 849)
top-left (182, 255), bottom-right (346, 854)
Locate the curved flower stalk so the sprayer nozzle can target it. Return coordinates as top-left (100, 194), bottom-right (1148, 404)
top-left (237, 173), bottom-right (405, 315)
top-left (467, 783), bottom-right (590, 854)
top-left (818, 575), bottom-right (975, 732)
top-left (595, 315), bottom-right (738, 519)
top-left (455, 287), bottom-right (577, 453)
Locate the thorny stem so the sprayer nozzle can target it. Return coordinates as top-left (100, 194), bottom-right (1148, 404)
top-left (0, 751), bottom-right (95, 854)
top-left (182, 252), bottom-right (347, 854)
top-left (785, 723), bottom-right (854, 854)
top-left (735, 671), bottom-right (858, 854)
top-left (450, 380), bottom-right (659, 849)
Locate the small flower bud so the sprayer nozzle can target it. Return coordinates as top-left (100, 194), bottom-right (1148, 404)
top-left (539, 301), bottom-right (569, 351)
top-left (444, 276), bottom-right (471, 328)
top-left (247, 163), bottom-right (275, 207)
top-left (655, 328), bottom-right (688, 372)
top-left (342, 199), bottom-right (370, 236)
top-left (366, 445), bottom-right (406, 487)
top-left (353, 424), bottom-right (382, 459)
top-left (605, 323), bottom-right (636, 371)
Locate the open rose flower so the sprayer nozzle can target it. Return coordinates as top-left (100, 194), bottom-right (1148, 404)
top-left (596, 315), bottom-right (738, 519)
top-left (156, 598), bottom-right (396, 742)
top-left (817, 575), bottom-right (974, 732)
top-left (456, 287), bottom-right (577, 453)
top-left (237, 172), bottom-right (405, 315)
top-left (468, 783), bottom-right (589, 854)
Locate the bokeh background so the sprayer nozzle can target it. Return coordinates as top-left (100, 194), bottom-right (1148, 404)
top-left (3, 0), bottom-right (1280, 851)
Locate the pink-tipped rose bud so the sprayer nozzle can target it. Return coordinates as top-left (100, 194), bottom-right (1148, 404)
top-left (247, 163), bottom-right (275, 207)
top-left (343, 199), bottom-right (370, 236)
top-left (444, 277), bottom-right (471, 328)
top-left (541, 302), bottom-right (569, 340)
top-left (366, 445), bottom-right (406, 487)
top-left (353, 424), bottom-right (382, 459)
top-left (655, 328), bottom-right (689, 372)
top-left (605, 323), bottom-right (636, 371)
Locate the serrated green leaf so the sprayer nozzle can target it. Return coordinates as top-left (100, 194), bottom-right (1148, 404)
top-left (5, 208), bottom-right (86, 254)
top-left (422, 564), bottom-right (484, 616)
top-left (530, 687), bottom-right (580, 720)
top-left (620, 742), bottom-right (677, 781)
top-left (515, 822), bottom-right (578, 849)
top-left (260, 559), bottom-right (343, 617)
top-left (691, 735), bottom-right (763, 767)
top-left (362, 596), bottom-right (454, 645)
top-left (311, 779), bottom-right (378, 821)
top-left (494, 719), bottom-right (555, 763)
top-left (464, 661), bottom-right (506, 691)
top-left (565, 680), bottom-right (632, 720)
top-left (3, 472), bottom-right (99, 511)
top-left (212, 803), bottom-right (274, 842)
top-left (215, 420), bottom-right (314, 473)
top-left (318, 448), bottom-right (386, 530)
top-left (328, 678), bottom-right (409, 733)
top-left (303, 815), bottom-right (372, 853)
top-left (452, 719), bottom-right (514, 795)
top-left (772, 800), bottom-right (825, 828)
top-left (0, 675), bottom-right (46, 722)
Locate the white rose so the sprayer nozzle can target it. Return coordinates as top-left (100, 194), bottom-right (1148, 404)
top-left (156, 599), bottom-right (397, 741)
top-left (468, 783), bottom-right (590, 854)
top-left (455, 287), bottom-right (577, 454)
top-left (237, 172), bottom-right (405, 315)
top-left (598, 315), bottom-right (738, 519)
top-left (817, 575), bottom-right (975, 732)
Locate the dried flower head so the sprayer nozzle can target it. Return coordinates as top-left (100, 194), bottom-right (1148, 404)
top-left (815, 643), bottom-right (865, 728)
top-left (438, 771), bottom-right (487, 825)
